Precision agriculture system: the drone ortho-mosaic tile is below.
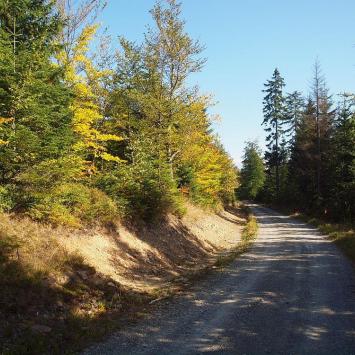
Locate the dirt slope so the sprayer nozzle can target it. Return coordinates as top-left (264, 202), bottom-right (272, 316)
top-left (60, 203), bottom-right (244, 291)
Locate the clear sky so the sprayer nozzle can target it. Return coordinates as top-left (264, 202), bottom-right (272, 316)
top-left (100, 0), bottom-right (355, 166)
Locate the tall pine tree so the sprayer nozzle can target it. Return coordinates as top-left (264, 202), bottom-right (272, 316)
top-left (262, 68), bottom-right (286, 200)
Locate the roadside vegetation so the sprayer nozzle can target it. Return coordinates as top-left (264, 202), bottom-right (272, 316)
top-left (0, 1), bottom-right (242, 353)
top-left (318, 223), bottom-right (355, 262)
top-left (0, 203), bottom-right (250, 354)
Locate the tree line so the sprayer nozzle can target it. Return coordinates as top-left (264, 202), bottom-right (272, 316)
top-left (0, 0), bottom-right (237, 226)
top-left (239, 63), bottom-right (355, 223)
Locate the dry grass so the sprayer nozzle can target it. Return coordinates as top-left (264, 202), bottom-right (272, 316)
top-left (0, 214), bottom-right (81, 279)
top-left (268, 204), bottom-right (355, 263)
top-left (0, 214), bottom-right (150, 354)
top-left (59, 202), bottom-right (244, 292)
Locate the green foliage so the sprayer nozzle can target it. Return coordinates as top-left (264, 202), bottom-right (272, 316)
top-left (238, 141), bottom-right (265, 200)
top-left (109, 1), bottom-right (237, 215)
top-left (326, 98), bottom-right (355, 222)
top-left (0, 185), bottom-right (14, 212)
top-left (17, 156), bottom-right (84, 191)
top-left (0, 0), bottom-right (73, 180)
top-left (262, 68), bottom-right (288, 201)
top-left (284, 91), bottom-right (304, 143)
top-left (95, 161), bottom-right (181, 221)
top-left (28, 183), bottom-right (118, 227)
top-left (261, 63), bottom-right (354, 224)
top-left (15, 156), bottom-right (117, 226)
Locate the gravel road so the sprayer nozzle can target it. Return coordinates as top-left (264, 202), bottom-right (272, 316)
top-left (84, 205), bottom-right (355, 355)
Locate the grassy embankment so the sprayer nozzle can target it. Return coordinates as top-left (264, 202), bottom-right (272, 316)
top-left (0, 204), bottom-right (257, 354)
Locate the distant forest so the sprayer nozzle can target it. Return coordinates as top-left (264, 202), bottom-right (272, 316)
top-left (239, 64), bottom-right (355, 223)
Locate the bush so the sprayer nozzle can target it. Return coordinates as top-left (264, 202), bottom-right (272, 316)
top-left (28, 183), bottom-right (118, 227)
top-left (0, 185), bottom-right (14, 212)
top-left (95, 163), bottom-right (183, 221)
top-left (17, 156), bottom-right (84, 190)
top-left (14, 157), bottom-right (118, 227)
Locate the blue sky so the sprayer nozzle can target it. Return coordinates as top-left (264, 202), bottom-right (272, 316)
top-left (100, 0), bottom-right (355, 166)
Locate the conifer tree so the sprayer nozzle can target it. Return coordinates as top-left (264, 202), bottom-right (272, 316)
top-left (0, 0), bottom-right (73, 183)
top-left (284, 91), bottom-right (304, 147)
top-left (262, 68), bottom-right (286, 200)
top-left (326, 94), bottom-right (355, 221)
top-left (310, 61), bottom-right (335, 204)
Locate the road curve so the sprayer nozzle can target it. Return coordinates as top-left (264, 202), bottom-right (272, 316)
top-left (83, 205), bottom-right (355, 355)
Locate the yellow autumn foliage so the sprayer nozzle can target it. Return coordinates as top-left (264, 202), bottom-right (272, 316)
top-left (59, 25), bottom-right (124, 167)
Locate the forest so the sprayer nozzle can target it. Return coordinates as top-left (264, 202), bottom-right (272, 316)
top-left (0, 1), bottom-right (355, 353)
top-left (0, 0), bottom-right (238, 227)
top-left (239, 65), bottom-right (355, 224)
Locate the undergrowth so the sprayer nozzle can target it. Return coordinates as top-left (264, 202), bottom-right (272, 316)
top-left (266, 203), bottom-right (355, 263)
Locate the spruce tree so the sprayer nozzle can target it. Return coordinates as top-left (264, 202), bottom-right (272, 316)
top-left (310, 60), bottom-right (336, 202)
top-left (284, 91), bottom-right (304, 147)
top-left (262, 68), bottom-right (286, 200)
top-left (326, 94), bottom-right (355, 221)
top-left (288, 97), bottom-right (317, 210)
top-left (0, 0), bottom-right (73, 193)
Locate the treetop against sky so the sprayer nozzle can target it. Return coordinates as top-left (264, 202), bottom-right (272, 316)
top-left (101, 0), bottom-right (355, 165)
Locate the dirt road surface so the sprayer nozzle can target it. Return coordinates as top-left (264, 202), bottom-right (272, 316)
top-left (83, 205), bottom-right (355, 354)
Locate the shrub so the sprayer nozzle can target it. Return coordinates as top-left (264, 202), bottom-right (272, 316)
top-left (95, 163), bottom-right (183, 221)
top-left (17, 156), bottom-right (85, 192)
top-left (28, 183), bottom-right (118, 227)
top-left (15, 157), bottom-right (118, 227)
top-left (0, 185), bottom-right (14, 212)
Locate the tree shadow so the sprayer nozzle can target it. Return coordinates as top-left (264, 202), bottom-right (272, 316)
top-left (0, 239), bottom-right (150, 354)
top-left (105, 216), bottom-right (225, 288)
top-left (0, 206), bottom-right (246, 354)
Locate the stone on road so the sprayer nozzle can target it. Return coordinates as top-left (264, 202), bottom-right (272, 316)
top-left (83, 205), bottom-right (355, 355)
